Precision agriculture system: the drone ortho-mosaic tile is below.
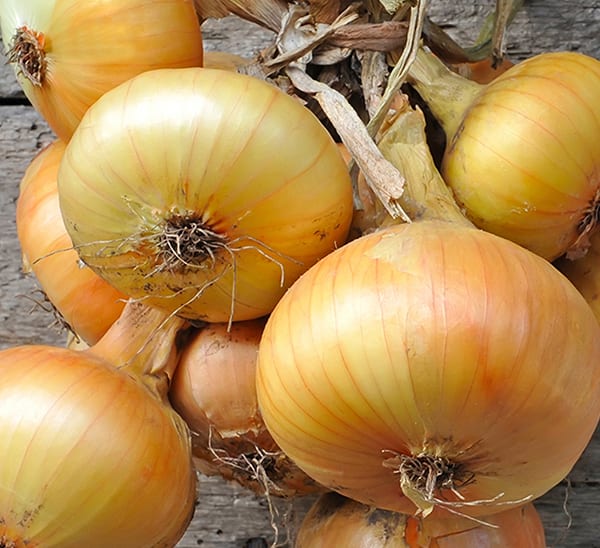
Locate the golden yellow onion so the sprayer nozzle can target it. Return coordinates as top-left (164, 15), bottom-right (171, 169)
top-left (256, 220), bottom-right (600, 518)
top-left (170, 320), bottom-right (323, 497)
top-left (296, 492), bottom-right (546, 547)
top-left (0, 0), bottom-right (204, 141)
top-left (16, 140), bottom-right (126, 345)
top-left (58, 67), bottom-right (353, 323)
top-left (0, 302), bottom-right (196, 547)
top-left (409, 49), bottom-right (600, 260)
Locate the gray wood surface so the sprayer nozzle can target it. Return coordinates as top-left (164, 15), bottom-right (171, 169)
top-left (1, 3), bottom-right (599, 546)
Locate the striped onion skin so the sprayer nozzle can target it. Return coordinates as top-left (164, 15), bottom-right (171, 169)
top-left (0, 344), bottom-right (195, 547)
top-left (0, 0), bottom-right (204, 142)
top-left (256, 220), bottom-right (600, 518)
top-left (16, 140), bottom-right (127, 345)
top-left (411, 50), bottom-right (600, 261)
top-left (57, 67), bottom-right (353, 323)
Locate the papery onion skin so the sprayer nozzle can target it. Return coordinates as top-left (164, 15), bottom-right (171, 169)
top-left (170, 320), bottom-right (324, 497)
top-left (256, 220), bottom-right (600, 518)
top-left (16, 140), bottom-right (126, 345)
top-left (0, 0), bottom-right (204, 142)
top-left (296, 492), bottom-right (546, 547)
top-left (58, 67), bottom-right (353, 323)
top-left (0, 345), bottom-right (196, 548)
top-left (411, 50), bottom-right (600, 261)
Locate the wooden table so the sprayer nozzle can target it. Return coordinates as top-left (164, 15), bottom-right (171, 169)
top-left (1, 3), bottom-right (599, 546)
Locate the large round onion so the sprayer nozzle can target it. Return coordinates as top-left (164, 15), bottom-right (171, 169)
top-left (58, 67), bottom-right (353, 323)
top-left (256, 220), bottom-right (600, 518)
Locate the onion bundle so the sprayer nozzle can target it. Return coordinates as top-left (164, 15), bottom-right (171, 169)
top-left (255, 103), bottom-right (600, 519)
top-left (57, 67), bottom-right (353, 323)
top-left (0, 0), bottom-right (204, 142)
top-left (0, 302), bottom-right (196, 547)
top-left (3, 1), bottom-right (600, 543)
top-left (408, 48), bottom-right (600, 261)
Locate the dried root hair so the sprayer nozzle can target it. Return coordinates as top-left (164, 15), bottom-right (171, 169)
top-left (7, 26), bottom-right (46, 86)
top-left (206, 428), bottom-right (303, 547)
top-left (382, 449), bottom-right (533, 527)
top-left (31, 212), bottom-right (300, 330)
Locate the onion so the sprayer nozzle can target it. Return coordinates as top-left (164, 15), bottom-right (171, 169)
top-left (0, 302), bottom-right (196, 547)
top-left (58, 67), bottom-right (353, 323)
top-left (202, 50), bottom-right (250, 71)
top-left (16, 140), bottom-right (126, 345)
top-left (408, 48), bottom-right (600, 261)
top-left (170, 320), bottom-right (324, 497)
top-left (0, 0), bottom-right (204, 142)
top-left (296, 492), bottom-right (546, 547)
top-left (450, 56), bottom-right (515, 84)
top-left (556, 230), bottom-right (600, 324)
top-left (255, 100), bottom-right (600, 519)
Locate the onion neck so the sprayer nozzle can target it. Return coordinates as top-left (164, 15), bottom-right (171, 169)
top-left (376, 97), bottom-right (473, 227)
top-left (87, 301), bottom-right (190, 400)
top-left (408, 47), bottom-right (483, 140)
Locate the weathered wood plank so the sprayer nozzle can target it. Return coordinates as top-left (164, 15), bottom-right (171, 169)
top-left (0, 107), bottom-right (59, 348)
top-left (427, 0), bottom-right (600, 60)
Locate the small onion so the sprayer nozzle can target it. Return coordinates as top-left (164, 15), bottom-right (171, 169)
top-left (450, 56), bottom-right (515, 84)
top-left (256, 219), bottom-right (600, 518)
top-left (0, 302), bottom-right (196, 547)
top-left (296, 492), bottom-right (546, 547)
top-left (0, 0), bottom-right (204, 141)
top-left (58, 67), bottom-right (353, 323)
top-left (556, 230), bottom-right (600, 324)
top-left (408, 48), bottom-right (600, 260)
top-left (16, 140), bottom-right (126, 344)
top-left (202, 50), bottom-right (250, 71)
top-left (170, 320), bottom-right (323, 497)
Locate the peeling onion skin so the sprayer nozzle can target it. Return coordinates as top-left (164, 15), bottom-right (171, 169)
top-left (0, 0), bottom-right (204, 142)
top-left (16, 140), bottom-right (126, 345)
top-left (57, 68), bottom-right (353, 323)
top-left (296, 492), bottom-right (546, 547)
top-left (0, 346), bottom-right (196, 548)
top-left (256, 220), bottom-right (600, 518)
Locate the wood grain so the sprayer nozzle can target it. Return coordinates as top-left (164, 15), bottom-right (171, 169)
top-left (1, 4), bottom-right (599, 546)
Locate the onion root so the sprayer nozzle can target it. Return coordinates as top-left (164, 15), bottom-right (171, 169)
top-left (7, 26), bottom-right (46, 86)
